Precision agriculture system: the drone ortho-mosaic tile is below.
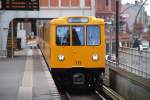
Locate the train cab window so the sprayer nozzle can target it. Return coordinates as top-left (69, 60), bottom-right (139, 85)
top-left (56, 26), bottom-right (70, 46)
top-left (86, 26), bottom-right (100, 45)
top-left (72, 26), bottom-right (84, 46)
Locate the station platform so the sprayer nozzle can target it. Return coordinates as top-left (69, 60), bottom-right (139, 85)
top-left (0, 47), bottom-right (61, 100)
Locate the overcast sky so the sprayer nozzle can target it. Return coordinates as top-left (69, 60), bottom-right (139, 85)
top-left (122, 0), bottom-right (150, 16)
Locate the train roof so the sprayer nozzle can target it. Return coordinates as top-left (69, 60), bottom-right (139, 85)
top-left (50, 16), bottom-right (105, 25)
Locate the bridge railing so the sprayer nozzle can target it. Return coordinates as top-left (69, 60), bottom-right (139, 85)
top-left (107, 47), bottom-right (150, 79)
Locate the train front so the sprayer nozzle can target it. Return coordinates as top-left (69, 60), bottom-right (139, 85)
top-left (50, 16), bottom-right (106, 88)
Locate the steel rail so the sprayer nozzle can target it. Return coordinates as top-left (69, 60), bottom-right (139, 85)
top-left (102, 85), bottom-right (126, 100)
top-left (65, 92), bottom-right (72, 100)
top-left (95, 90), bottom-right (106, 100)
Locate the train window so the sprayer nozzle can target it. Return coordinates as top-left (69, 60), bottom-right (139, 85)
top-left (72, 26), bottom-right (84, 46)
top-left (56, 26), bottom-right (70, 46)
top-left (86, 26), bottom-right (100, 46)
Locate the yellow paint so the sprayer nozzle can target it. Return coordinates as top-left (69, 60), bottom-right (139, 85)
top-left (38, 16), bottom-right (106, 69)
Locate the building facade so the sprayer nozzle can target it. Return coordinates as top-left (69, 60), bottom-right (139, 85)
top-left (96, 0), bottom-right (150, 53)
top-left (96, 0), bottom-right (116, 18)
top-left (0, 0), bottom-right (95, 57)
top-left (40, 0), bottom-right (91, 7)
top-left (96, 0), bottom-right (120, 53)
top-left (121, 0), bottom-right (150, 46)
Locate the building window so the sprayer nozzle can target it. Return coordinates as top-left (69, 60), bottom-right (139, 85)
top-left (119, 25), bottom-right (126, 33)
top-left (71, 0), bottom-right (79, 7)
top-left (39, 0), bottom-right (49, 7)
top-left (50, 0), bottom-right (59, 7)
top-left (85, 0), bottom-right (91, 7)
top-left (106, 0), bottom-right (109, 6)
top-left (61, 0), bottom-right (70, 7)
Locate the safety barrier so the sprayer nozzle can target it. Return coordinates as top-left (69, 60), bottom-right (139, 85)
top-left (107, 47), bottom-right (150, 79)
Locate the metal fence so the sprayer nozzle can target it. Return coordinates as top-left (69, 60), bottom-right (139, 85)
top-left (107, 47), bottom-right (150, 79)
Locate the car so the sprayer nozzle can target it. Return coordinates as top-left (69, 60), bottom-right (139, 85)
top-left (142, 45), bottom-right (149, 50)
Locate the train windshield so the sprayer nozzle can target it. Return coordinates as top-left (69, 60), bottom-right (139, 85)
top-left (86, 26), bottom-right (100, 45)
top-left (56, 26), bottom-right (70, 46)
top-left (72, 26), bottom-right (84, 46)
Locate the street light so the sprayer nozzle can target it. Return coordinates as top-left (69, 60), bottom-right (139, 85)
top-left (105, 21), bottom-right (113, 57)
top-left (132, 0), bottom-right (148, 47)
top-left (0, 11), bottom-right (3, 56)
top-left (116, 0), bottom-right (119, 64)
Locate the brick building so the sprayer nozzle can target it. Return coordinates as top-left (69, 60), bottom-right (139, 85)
top-left (96, 0), bottom-right (116, 18)
top-left (96, 0), bottom-right (150, 51)
top-left (121, 1), bottom-right (150, 47)
top-left (39, 0), bottom-right (91, 8)
top-left (96, 0), bottom-right (119, 53)
top-left (0, 0), bottom-right (95, 56)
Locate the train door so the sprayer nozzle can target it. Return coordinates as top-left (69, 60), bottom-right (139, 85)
top-left (71, 25), bottom-right (85, 67)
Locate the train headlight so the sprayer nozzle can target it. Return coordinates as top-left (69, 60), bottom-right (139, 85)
top-left (92, 54), bottom-right (99, 61)
top-left (58, 54), bottom-right (65, 61)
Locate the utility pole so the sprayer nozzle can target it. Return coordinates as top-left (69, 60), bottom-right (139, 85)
top-left (116, 0), bottom-right (119, 64)
top-left (0, 12), bottom-right (3, 56)
top-left (106, 21), bottom-right (113, 57)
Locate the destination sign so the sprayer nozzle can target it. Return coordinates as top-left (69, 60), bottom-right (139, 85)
top-left (1, 0), bottom-right (39, 10)
top-left (68, 17), bottom-right (89, 23)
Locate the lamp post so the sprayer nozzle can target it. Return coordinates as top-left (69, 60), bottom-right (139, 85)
top-left (131, 0), bottom-right (148, 47)
top-left (109, 21), bottom-right (113, 58)
top-left (105, 20), bottom-right (113, 58)
top-left (116, 0), bottom-right (119, 64)
top-left (0, 14), bottom-right (2, 52)
top-left (0, 10), bottom-right (4, 56)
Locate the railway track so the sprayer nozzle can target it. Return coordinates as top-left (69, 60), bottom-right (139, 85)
top-left (59, 84), bottom-right (125, 100)
top-left (41, 53), bottom-right (125, 100)
top-left (101, 85), bottom-right (125, 100)
top-left (95, 90), bottom-right (106, 100)
top-left (60, 91), bottom-right (105, 100)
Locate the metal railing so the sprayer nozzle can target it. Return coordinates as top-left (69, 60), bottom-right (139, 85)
top-left (107, 47), bottom-right (150, 79)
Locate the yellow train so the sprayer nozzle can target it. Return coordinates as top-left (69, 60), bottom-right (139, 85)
top-left (38, 16), bottom-right (106, 88)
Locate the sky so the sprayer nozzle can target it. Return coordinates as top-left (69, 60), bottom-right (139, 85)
top-left (122, 0), bottom-right (150, 16)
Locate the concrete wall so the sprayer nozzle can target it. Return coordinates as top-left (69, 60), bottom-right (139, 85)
top-left (108, 65), bottom-right (150, 100)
